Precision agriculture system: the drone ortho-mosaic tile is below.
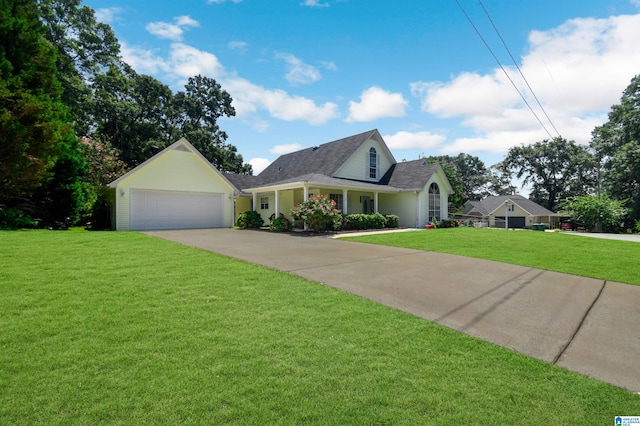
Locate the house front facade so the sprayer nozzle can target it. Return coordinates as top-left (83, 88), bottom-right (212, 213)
top-left (227, 129), bottom-right (453, 229)
top-left (109, 129), bottom-right (453, 230)
top-left (461, 194), bottom-right (560, 229)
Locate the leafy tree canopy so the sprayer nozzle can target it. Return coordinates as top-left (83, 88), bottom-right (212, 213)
top-left (0, 0), bottom-right (78, 215)
top-left (38, 0), bottom-right (252, 174)
top-left (561, 195), bottom-right (628, 233)
top-left (591, 74), bottom-right (640, 220)
top-left (498, 137), bottom-right (597, 211)
top-left (423, 154), bottom-right (514, 209)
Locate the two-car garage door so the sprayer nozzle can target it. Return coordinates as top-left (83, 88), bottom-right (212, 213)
top-left (130, 189), bottom-right (225, 231)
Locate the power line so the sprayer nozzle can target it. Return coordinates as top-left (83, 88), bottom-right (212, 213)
top-left (477, 0), bottom-right (561, 138)
top-left (453, 0), bottom-right (557, 140)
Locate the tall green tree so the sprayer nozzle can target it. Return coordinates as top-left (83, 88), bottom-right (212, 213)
top-left (37, 1), bottom-right (252, 175)
top-left (591, 74), bottom-right (640, 220)
top-left (424, 153), bottom-right (496, 202)
top-left (37, 0), bottom-right (121, 135)
top-left (0, 0), bottom-right (76, 214)
top-left (498, 137), bottom-right (597, 211)
top-left (174, 75), bottom-right (251, 174)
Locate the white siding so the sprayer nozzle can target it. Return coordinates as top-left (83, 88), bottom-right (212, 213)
top-left (379, 192), bottom-right (417, 228)
top-left (114, 149), bottom-right (234, 230)
top-left (334, 137), bottom-right (393, 182)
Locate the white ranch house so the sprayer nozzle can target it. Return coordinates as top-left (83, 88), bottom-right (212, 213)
top-left (109, 129), bottom-right (453, 231)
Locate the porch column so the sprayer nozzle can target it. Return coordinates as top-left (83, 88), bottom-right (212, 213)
top-left (342, 189), bottom-right (348, 214)
top-left (275, 189), bottom-right (280, 217)
top-left (416, 191), bottom-right (420, 228)
top-left (373, 191), bottom-right (379, 213)
top-left (252, 192), bottom-right (257, 211)
top-left (303, 186), bottom-right (309, 231)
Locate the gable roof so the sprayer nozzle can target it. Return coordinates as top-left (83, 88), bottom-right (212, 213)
top-left (108, 138), bottom-right (238, 193)
top-left (465, 195), bottom-right (556, 216)
top-left (381, 159), bottom-right (447, 191)
top-left (257, 129), bottom-right (381, 184)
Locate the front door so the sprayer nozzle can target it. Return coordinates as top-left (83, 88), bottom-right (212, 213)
top-left (362, 196), bottom-right (372, 214)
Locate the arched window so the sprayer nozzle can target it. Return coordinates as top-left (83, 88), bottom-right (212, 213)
top-left (428, 183), bottom-right (440, 222)
top-left (369, 148), bottom-right (377, 179)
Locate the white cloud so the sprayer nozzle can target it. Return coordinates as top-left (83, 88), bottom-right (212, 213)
top-left (302, 0), bottom-right (329, 7)
top-left (276, 53), bottom-right (322, 85)
top-left (412, 13), bottom-right (640, 155)
top-left (146, 16), bottom-right (200, 41)
top-left (249, 158), bottom-right (271, 174)
top-left (228, 41), bottom-right (248, 52)
top-left (145, 22), bottom-right (184, 41)
top-left (120, 42), bottom-right (170, 75)
top-left (383, 131), bottom-right (445, 150)
top-left (121, 40), bottom-right (339, 126)
top-left (321, 61), bottom-right (337, 71)
top-left (168, 43), bottom-right (224, 81)
top-left (225, 77), bottom-right (339, 125)
top-left (270, 143), bottom-right (303, 155)
top-left (346, 86), bottom-right (408, 122)
top-left (175, 16), bottom-right (200, 28)
top-left (95, 7), bottom-right (122, 23)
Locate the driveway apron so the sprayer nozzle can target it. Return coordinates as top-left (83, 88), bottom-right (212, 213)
top-left (145, 228), bottom-right (640, 392)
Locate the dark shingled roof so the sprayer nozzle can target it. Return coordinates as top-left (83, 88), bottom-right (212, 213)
top-left (224, 129), bottom-right (441, 192)
top-left (379, 159), bottom-right (439, 190)
top-left (257, 129), bottom-right (379, 184)
top-left (465, 195), bottom-right (556, 216)
top-left (223, 173), bottom-right (264, 193)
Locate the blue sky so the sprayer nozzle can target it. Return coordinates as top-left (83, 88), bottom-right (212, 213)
top-left (86, 0), bottom-right (640, 176)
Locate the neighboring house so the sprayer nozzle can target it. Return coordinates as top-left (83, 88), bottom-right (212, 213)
top-left (109, 138), bottom-right (238, 230)
top-left (228, 129), bottom-right (453, 229)
top-left (461, 194), bottom-right (560, 229)
top-left (109, 129), bottom-right (453, 230)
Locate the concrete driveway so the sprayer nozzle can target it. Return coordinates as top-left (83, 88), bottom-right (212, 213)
top-left (145, 228), bottom-right (640, 392)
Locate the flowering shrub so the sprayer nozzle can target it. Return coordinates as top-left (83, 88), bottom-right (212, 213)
top-left (79, 137), bottom-right (129, 187)
top-left (291, 194), bottom-right (342, 232)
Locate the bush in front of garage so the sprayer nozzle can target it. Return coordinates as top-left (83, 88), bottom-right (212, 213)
top-left (236, 210), bottom-right (264, 229)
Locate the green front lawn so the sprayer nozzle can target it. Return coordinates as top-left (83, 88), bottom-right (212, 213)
top-left (1, 230), bottom-right (638, 424)
top-left (345, 227), bottom-right (640, 286)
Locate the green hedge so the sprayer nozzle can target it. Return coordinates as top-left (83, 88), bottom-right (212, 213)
top-left (342, 213), bottom-right (399, 230)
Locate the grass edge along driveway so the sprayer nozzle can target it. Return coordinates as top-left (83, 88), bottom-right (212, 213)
top-left (1, 229), bottom-right (639, 424)
top-left (344, 227), bottom-right (640, 286)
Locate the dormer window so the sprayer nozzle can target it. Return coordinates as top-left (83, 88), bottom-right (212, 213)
top-left (369, 148), bottom-right (377, 179)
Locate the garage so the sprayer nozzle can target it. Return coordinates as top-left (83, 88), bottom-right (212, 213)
top-left (109, 139), bottom-right (237, 231)
top-left (130, 189), bottom-right (225, 231)
top-left (495, 216), bottom-right (526, 229)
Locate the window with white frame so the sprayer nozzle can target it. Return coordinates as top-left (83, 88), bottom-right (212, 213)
top-left (369, 147), bottom-right (377, 179)
top-left (428, 183), bottom-right (441, 222)
top-left (260, 197), bottom-right (269, 210)
top-left (329, 194), bottom-right (343, 211)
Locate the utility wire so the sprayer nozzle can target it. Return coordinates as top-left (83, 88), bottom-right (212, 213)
top-left (454, 0), bottom-right (556, 140)
top-left (477, 0), bottom-right (561, 138)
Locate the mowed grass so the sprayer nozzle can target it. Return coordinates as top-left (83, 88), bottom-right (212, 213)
top-left (345, 227), bottom-right (640, 286)
top-left (1, 230), bottom-right (638, 424)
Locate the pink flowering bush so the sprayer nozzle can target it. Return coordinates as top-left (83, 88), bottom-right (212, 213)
top-left (79, 137), bottom-right (129, 187)
top-left (291, 194), bottom-right (342, 232)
